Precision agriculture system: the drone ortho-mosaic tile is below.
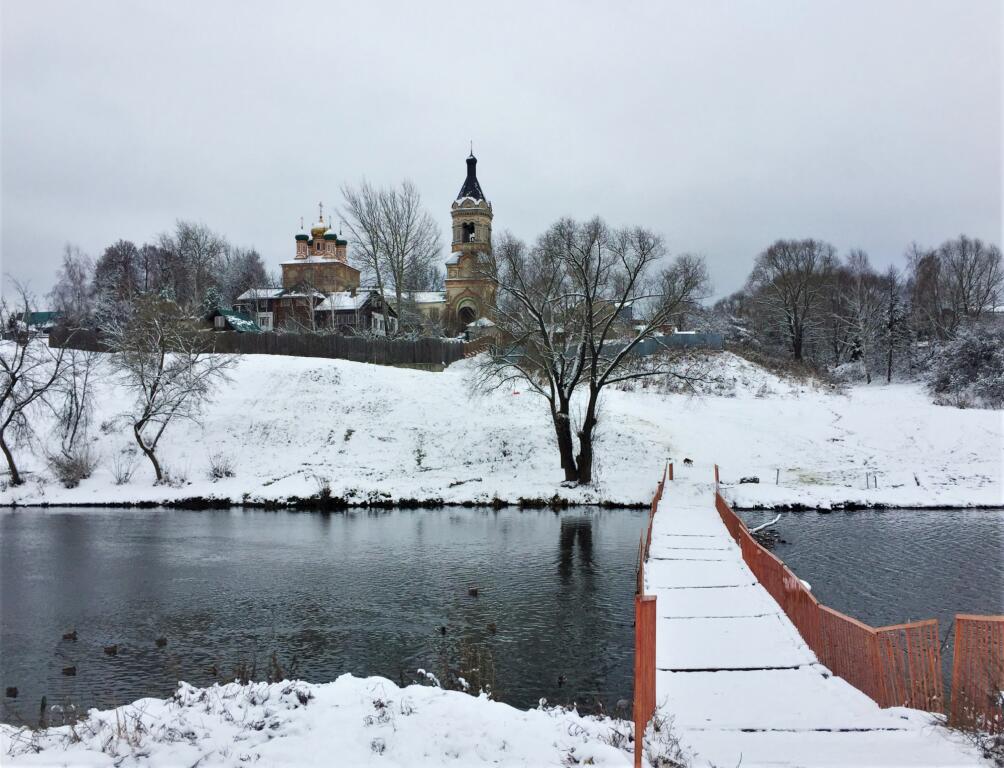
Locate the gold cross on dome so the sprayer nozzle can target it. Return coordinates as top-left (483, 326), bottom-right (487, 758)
top-left (318, 201), bottom-right (324, 222)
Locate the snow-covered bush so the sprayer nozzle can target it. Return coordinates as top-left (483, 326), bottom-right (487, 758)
top-left (208, 451), bottom-right (235, 480)
top-left (929, 324), bottom-right (1004, 409)
top-left (47, 443), bottom-right (97, 488)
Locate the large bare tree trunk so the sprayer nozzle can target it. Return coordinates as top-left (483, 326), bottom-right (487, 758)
top-left (551, 399), bottom-right (577, 481)
top-left (575, 388), bottom-right (599, 485)
top-left (133, 422), bottom-right (163, 484)
top-left (0, 431), bottom-right (21, 486)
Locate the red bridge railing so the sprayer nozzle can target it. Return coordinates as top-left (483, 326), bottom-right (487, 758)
top-left (633, 463), bottom-right (668, 768)
top-left (950, 615), bottom-right (1004, 733)
top-left (633, 462), bottom-right (1002, 749)
top-left (713, 466), bottom-right (944, 712)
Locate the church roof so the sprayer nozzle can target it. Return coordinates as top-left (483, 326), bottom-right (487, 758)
top-left (456, 154), bottom-right (485, 201)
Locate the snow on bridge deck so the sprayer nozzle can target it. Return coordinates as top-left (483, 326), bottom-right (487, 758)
top-left (645, 463), bottom-right (981, 767)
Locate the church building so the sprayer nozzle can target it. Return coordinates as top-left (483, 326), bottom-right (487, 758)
top-left (233, 152), bottom-right (498, 337)
top-left (285, 208), bottom-right (359, 294)
top-left (443, 153), bottom-right (496, 335)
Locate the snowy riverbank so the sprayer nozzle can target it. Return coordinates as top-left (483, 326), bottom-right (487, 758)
top-left (2, 351), bottom-right (1000, 509)
top-left (0, 675), bottom-right (640, 767)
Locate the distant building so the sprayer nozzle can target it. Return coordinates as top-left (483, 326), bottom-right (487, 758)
top-left (235, 207), bottom-right (396, 334)
top-left (233, 287), bottom-right (396, 335)
top-left (444, 153), bottom-right (496, 335)
top-left (16, 311), bottom-right (62, 335)
top-left (235, 153), bottom-right (499, 336)
top-left (283, 211), bottom-right (360, 294)
top-left (206, 307), bottom-right (262, 333)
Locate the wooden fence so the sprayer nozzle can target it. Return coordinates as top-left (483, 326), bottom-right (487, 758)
top-left (48, 327), bottom-right (469, 369)
top-left (633, 463), bottom-right (668, 768)
top-left (950, 615), bottom-right (1004, 732)
top-left (713, 474), bottom-right (945, 712)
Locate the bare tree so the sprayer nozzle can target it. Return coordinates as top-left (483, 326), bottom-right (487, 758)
top-left (823, 264), bottom-right (853, 366)
top-left (44, 346), bottom-right (102, 487)
top-left (158, 221), bottom-right (228, 311)
top-left (881, 265), bottom-right (908, 383)
top-left (48, 244), bottom-right (96, 326)
top-left (937, 235), bottom-right (1003, 325)
top-left (477, 218), bottom-right (710, 484)
top-left (908, 236), bottom-right (1003, 339)
top-left (746, 238), bottom-right (837, 361)
top-left (218, 245), bottom-right (269, 306)
top-left (842, 249), bottom-right (885, 383)
top-left (340, 181), bottom-right (391, 331)
top-left (50, 348), bottom-right (101, 459)
top-left (137, 243), bottom-right (167, 293)
top-left (93, 239), bottom-right (141, 305)
top-left (340, 180), bottom-right (442, 335)
top-left (379, 180), bottom-right (442, 333)
top-left (0, 284), bottom-right (71, 485)
top-left (103, 294), bottom-right (235, 483)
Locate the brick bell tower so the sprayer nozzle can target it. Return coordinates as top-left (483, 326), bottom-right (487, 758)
top-left (444, 152), bottom-right (496, 335)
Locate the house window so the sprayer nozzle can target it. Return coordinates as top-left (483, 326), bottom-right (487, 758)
top-left (257, 312), bottom-right (273, 331)
top-left (214, 316), bottom-right (227, 330)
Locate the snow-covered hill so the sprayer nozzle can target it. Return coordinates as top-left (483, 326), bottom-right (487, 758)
top-left (2, 351), bottom-right (1000, 509)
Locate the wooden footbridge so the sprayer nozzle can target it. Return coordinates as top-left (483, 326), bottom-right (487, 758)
top-left (632, 462), bottom-right (997, 767)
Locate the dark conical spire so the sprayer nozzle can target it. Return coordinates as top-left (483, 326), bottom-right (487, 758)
top-left (457, 153), bottom-right (485, 201)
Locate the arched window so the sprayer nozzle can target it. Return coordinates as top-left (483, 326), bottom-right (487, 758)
top-left (462, 222), bottom-right (476, 242)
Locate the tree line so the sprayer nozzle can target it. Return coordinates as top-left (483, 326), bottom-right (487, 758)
top-left (47, 221), bottom-right (272, 326)
top-left (709, 234), bottom-right (1003, 383)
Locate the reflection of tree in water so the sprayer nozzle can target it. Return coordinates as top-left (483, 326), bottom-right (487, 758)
top-left (558, 517), bottom-right (594, 582)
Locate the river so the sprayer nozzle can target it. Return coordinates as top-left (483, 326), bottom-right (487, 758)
top-left (0, 506), bottom-right (646, 723)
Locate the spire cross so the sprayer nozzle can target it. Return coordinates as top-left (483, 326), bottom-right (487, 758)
top-left (318, 201), bottom-right (324, 222)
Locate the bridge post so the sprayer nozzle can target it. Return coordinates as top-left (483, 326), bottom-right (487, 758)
top-left (634, 594), bottom-right (657, 768)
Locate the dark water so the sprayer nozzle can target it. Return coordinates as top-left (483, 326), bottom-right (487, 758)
top-left (738, 507), bottom-right (1004, 681)
top-left (0, 507), bottom-right (646, 724)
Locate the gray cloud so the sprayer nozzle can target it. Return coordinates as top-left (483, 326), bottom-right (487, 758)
top-left (2, 0), bottom-right (1000, 301)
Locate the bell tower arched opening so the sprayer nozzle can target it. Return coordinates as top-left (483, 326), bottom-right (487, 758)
top-left (458, 304), bottom-right (477, 326)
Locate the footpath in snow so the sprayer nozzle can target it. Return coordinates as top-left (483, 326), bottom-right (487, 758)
top-left (644, 463), bottom-right (983, 767)
top-left (1, 351), bottom-right (1000, 510)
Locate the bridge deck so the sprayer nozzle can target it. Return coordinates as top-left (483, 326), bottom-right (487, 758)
top-left (644, 464), bottom-right (980, 767)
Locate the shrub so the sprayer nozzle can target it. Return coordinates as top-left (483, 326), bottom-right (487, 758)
top-left (312, 474), bottom-right (332, 499)
top-left (111, 452), bottom-right (136, 485)
top-left (207, 451), bottom-right (235, 480)
top-left (929, 325), bottom-right (1004, 409)
top-left (48, 445), bottom-right (97, 489)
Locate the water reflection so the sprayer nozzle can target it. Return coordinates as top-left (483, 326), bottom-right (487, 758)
top-left (559, 516), bottom-right (594, 581)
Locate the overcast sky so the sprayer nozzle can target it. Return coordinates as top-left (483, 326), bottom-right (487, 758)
top-left (2, 0), bottom-right (1000, 302)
